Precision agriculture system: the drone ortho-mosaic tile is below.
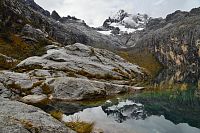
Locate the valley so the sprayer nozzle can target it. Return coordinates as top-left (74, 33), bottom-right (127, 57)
top-left (0, 0), bottom-right (199, 133)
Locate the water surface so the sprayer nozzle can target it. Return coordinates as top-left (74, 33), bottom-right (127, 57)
top-left (48, 69), bottom-right (200, 133)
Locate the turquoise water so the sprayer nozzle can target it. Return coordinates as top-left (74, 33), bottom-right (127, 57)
top-left (62, 89), bottom-right (200, 133)
top-left (46, 69), bottom-right (200, 133)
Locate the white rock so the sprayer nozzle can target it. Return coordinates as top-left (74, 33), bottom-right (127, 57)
top-left (17, 43), bottom-right (143, 79)
top-left (46, 77), bottom-right (140, 101)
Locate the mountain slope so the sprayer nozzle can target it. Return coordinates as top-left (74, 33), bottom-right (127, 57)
top-left (124, 9), bottom-right (200, 69)
top-left (0, 0), bottom-right (124, 50)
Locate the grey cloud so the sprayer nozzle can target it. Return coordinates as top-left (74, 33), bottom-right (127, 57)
top-left (35, 0), bottom-right (200, 26)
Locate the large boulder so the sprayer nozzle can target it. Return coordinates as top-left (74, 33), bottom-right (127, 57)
top-left (0, 43), bottom-right (146, 101)
top-left (0, 98), bottom-right (75, 133)
top-left (46, 77), bottom-right (142, 101)
top-left (8, 43), bottom-right (146, 100)
top-left (17, 43), bottom-right (144, 80)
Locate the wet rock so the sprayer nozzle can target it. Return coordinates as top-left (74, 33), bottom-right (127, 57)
top-left (0, 98), bottom-right (75, 133)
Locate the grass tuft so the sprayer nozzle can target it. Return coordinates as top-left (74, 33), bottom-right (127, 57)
top-left (41, 83), bottom-right (52, 95)
top-left (0, 33), bottom-right (47, 61)
top-left (66, 116), bottom-right (94, 133)
top-left (50, 110), bottom-right (63, 121)
top-left (117, 49), bottom-right (162, 77)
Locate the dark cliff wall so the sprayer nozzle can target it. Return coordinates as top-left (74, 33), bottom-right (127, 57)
top-left (128, 9), bottom-right (200, 69)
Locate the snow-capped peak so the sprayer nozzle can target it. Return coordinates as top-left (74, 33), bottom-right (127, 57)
top-left (110, 10), bottom-right (128, 21)
top-left (98, 10), bottom-right (149, 35)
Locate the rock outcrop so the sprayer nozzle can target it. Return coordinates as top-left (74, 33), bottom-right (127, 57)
top-left (22, 24), bottom-right (48, 40)
top-left (0, 43), bottom-right (146, 101)
top-left (51, 10), bottom-right (61, 21)
top-left (0, 98), bottom-right (75, 133)
top-left (17, 43), bottom-right (143, 79)
top-left (46, 77), bottom-right (142, 101)
top-left (23, 0), bottom-right (50, 17)
top-left (124, 8), bottom-right (200, 69)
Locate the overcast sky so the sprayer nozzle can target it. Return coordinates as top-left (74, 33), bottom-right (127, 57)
top-left (35, 0), bottom-right (200, 27)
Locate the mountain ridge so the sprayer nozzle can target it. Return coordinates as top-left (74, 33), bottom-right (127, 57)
top-left (0, 0), bottom-right (199, 70)
top-left (97, 9), bottom-right (149, 35)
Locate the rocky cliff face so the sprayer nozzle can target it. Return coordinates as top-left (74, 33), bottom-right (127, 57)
top-left (124, 9), bottom-right (200, 69)
top-left (96, 8), bottom-right (199, 70)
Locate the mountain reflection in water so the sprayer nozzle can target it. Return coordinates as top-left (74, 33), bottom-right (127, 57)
top-left (48, 68), bottom-right (200, 133)
top-left (63, 95), bottom-right (200, 133)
